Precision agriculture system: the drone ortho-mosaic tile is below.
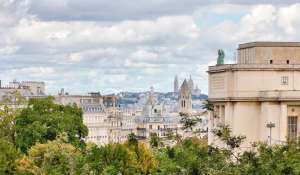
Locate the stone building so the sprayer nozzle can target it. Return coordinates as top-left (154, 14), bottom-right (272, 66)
top-left (55, 91), bottom-right (125, 145)
top-left (208, 42), bottom-right (300, 147)
top-left (0, 80), bottom-right (46, 102)
top-left (179, 79), bottom-right (192, 114)
top-left (135, 89), bottom-right (180, 139)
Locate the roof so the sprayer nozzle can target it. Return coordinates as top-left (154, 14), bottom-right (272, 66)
top-left (180, 79), bottom-right (190, 91)
top-left (238, 42), bottom-right (300, 50)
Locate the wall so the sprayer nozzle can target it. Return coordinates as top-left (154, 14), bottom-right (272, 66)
top-left (238, 46), bottom-right (300, 64)
top-left (209, 68), bottom-right (300, 99)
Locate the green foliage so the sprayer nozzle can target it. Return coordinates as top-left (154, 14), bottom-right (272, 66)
top-left (0, 138), bottom-right (20, 174)
top-left (180, 112), bottom-right (198, 132)
top-left (85, 141), bottom-right (158, 175)
top-left (15, 97), bottom-right (88, 152)
top-left (127, 133), bottom-right (138, 146)
top-left (201, 100), bottom-right (214, 111)
top-left (150, 133), bottom-right (163, 148)
top-left (212, 124), bottom-right (246, 150)
top-left (237, 140), bottom-right (300, 175)
top-left (133, 142), bottom-right (158, 174)
top-left (0, 91), bottom-right (27, 143)
top-left (0, 106), bottom-right (17, 143)
top-left (85, 143), bottom-right (138, 175)
top-left (1, 94), bottom-right (300, 175)
top-left (16, 134), bottom-right (86, 175)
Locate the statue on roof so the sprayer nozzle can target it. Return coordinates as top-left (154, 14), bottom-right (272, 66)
top-left (217, 49), bottom-right (225, 65)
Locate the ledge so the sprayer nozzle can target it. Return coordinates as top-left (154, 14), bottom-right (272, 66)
top-left (209, 90), bottom-right (300, 102)
top-left (208, 64), bottom-right (300, 73)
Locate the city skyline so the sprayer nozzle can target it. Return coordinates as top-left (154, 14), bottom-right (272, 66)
top-left (2, 1), bottom-right (300, 94)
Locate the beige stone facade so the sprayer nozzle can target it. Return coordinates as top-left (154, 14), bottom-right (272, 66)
top-left (55, 92), bottom-right (128, 145)
top-left (208, 42), bottom-right (300, 147)
top-left (179, 79), bottom-right (192, 114)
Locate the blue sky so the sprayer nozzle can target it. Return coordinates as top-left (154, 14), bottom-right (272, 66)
top-left (1, 0), bottom-right (300, 94)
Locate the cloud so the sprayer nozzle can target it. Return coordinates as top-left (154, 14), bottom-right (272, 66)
top-left (278, 3), bottom-right (300, 34)
top-left (27, 0), bottom-right (300, 21)
top-left (2, 1), bottom-right (300, 94)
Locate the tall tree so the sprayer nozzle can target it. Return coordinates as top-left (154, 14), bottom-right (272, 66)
top-left (85, 143), bottom-right (137, 175)
top-left (16, 134), bottom-right (87, 175)
top-left (15, 97), bottom-right (88, 152)
top-left (150, 133), bottom-right (163, 148)
top-left (0, 138), bottom-right (19, 174)
top-left (0, 91), bottom-right (27, 143)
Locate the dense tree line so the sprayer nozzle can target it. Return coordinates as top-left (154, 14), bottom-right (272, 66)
top-left (0, 96), bottom-right (300, 174)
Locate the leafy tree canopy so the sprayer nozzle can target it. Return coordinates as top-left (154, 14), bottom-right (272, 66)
top-left (0, 138), bottom-right (20, 174)
top-left (14, 97), bottom-right (88, 152)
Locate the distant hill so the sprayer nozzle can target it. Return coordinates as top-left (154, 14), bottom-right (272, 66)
top-left (116, 91), bottom-right (208, 106)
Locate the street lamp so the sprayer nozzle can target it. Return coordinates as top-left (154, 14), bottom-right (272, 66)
top-left (266, 122), bottom-right (275, 145)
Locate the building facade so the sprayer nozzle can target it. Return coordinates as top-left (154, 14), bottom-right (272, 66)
top-left (179, 79), bottom-right (192, 114)
top-left (55, 91), bottom-right (126, 145)
top-left (0, 80), bottom-right (46, 102)
top-left (208, 42), bottom-right (300, 147)
top-left (135, 89), bottom-right (181, 139)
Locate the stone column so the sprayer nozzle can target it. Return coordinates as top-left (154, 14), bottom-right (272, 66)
top-left (280, 102), bottom-right (288, 142)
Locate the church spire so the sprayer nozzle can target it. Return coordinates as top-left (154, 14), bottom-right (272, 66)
top-left (188, 75), bottom-right (194, 92)
top-left (174, 75), bottom-right (179, 93)
top-left (179, 78), bottom-right (192, 114)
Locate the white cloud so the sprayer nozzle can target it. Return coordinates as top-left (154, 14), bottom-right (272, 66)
top-left (2, 1), bottom-right (300, 94)
top-left (0, 46), bottom-right (19, 55)
top-left (278, 3), bottom-right (300, 34)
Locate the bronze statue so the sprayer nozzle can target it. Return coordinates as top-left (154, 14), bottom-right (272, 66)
top-left (217, 49), bottom-right (225, 65)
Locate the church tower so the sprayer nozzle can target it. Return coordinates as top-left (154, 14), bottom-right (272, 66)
top-left (174, 75), bottom-right (179, 93)
top-left (179, 79), bottom-right (192, 114)
top-left (188, 75), bottom-right (194, 92)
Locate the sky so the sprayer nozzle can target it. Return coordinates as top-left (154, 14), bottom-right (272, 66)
top-left (1, 0), bottom-right (300, 95)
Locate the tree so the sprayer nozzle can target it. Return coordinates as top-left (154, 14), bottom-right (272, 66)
top-left (14, 97), bottom-right (88, 152)
top-left (212, 124), bottom-right (246, 150)
top-left (127, 133), bottom-right (138, 146)
top-left (201, 100), bottom-right (214, 111)
top-left (150, 133), bottom-right (163, 148)
top-left (0, 91), bottom-right (27, 143)
top-left (132, 142), bottom-right (158, 174)
top-left (0, 138), bottom-right (20, 174)
top-left (180, 112), bottom-right (198, 132)
top-left (16, 134), bottom-right (86, 175)
top-left (237, 139), bottom-right (300, 175)
top-left (85, 143), bottom-right (137, 175)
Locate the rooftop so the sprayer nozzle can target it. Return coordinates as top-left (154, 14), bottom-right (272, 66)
top-left (238, 42), bottom-right (300, 49)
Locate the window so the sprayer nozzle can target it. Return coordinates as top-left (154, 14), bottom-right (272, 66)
top-left (270, 60), bottom-right (273, 64)
top-left (281, 76), bottom-right (289, 85)
top-left (149, 125), bottom-right (152, 129)
top-left (288, 116), bottom-right (298, 140)
top-left (287, 60), bottom-right (290, 64)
